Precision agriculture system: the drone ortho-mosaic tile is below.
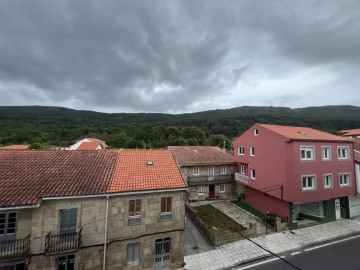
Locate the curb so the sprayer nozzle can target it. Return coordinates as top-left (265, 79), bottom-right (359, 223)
top-left (219, 230), bottom-right (360, 270)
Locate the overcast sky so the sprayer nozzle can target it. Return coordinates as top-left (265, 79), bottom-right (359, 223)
top-left (0, 1), bottom-right (359, 113)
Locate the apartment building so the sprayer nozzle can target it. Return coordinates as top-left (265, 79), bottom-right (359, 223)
top-left (0, 149), bottom-right (187, 270)
top-left (234, 124), bottom-right (356, 229)
top-left (169, 146), bottom-right (240, 200)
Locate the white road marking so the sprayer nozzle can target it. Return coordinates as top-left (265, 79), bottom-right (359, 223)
top-left (236, 258), bottom-right (280, 269)
top-left (304, 234), bottom-right (360, 252)
top-left (290, 251), bottom-right (301, 256)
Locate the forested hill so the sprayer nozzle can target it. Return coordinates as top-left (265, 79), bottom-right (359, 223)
top-left (0, 105), bottom-right (359, 149)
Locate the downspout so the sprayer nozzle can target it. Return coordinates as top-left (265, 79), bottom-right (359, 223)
top-left (103, 195), bottom-right (109, 270)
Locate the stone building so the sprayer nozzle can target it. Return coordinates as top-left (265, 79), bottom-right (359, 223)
top-left (0, 149), bottom-right (187, 270)
top-left (169, 146), bottom-right (241, 201)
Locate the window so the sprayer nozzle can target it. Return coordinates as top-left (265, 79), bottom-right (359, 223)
top-left (238, 146), bottom-right (245, 155)
top-left (338, 147), bottom-right (349, 160)
top-left (254, 128), bottom-right (259, 136)
top-left (322, 147), bottom-right (331, 160)
top-left (323, 174), bottom-right (332, 188)
top-left (340, 173), bottom-right (351, 186)
top-left (219, 184), bottom-right (225, 193)
top-left (250, 146), bottom-right (255, 156)
top-left (208, 166), bottom-right (214, 177)
top-left (302, 175), bottom-right (316, 191)
top-left (221, 166), bottom-right (227, 174)
top-left (250, 169), bottom-right (256, 179)
top-left (127, 243), bottom-right (140, 265)
top-left (240, 165), bottom-right (245, 175)
top-left (128, 199), bottom-right (141, 226)
top-left (0, 212), bottom-right (17, 237)
top-left (193, 167), bottom-right (199, 175)
top-left (0, 264), bottom-right (25, 270)
top-left (60, 209), bottom-right (77, 233)
top-left (58, 255), bottom-right (75, 270)
top-left (300, 147), bottom-right (314, 161)
top-left (160, 197), bottom-right (172, 221)
top-left (198, 186), bottom-right (205, 195)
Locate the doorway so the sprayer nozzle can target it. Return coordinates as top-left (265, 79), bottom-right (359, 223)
top-left (209, 185), bottom-right (215, 199)
top-left (335, 199), bottom-right (341, 220)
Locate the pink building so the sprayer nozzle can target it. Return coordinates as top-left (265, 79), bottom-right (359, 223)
top-left (234, 124), bottom-right (356, 229)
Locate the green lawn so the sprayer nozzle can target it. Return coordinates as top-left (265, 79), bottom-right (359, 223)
top-left (194, 204), bottom-right (244, 232)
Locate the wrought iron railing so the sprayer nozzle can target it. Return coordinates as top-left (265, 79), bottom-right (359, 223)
top-left (45, 229), bottom-right (82, 255)
top-left (0, 234), bottom-right (31, 261)
top-left (187, 174), bottom-right (234, 185)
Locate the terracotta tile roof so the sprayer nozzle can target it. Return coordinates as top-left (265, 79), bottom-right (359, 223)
top-left (354, 151), bottom-right (360, 163)
top-left (108, 150), bottom-right (187, 193)
top-left (77, 140), bottom-right (104, 150)
top-left (0, 145), bottom-right (29, 150)
top-left (168, 146), bottom-right (236, 166)
top-left (0, 150), bottom-right (117, 207)
top-left (339, 129), bottom-right (360, 137)
top-left (71, 138), bottom-right (107, 150)
top-left (259, 124), bottom-right (352, 142)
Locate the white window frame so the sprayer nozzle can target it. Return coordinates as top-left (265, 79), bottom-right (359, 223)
top-left (323, 174), bottom-right (333, 189)
top-left (238, 146), bottom-right (245, 155)
top-left (322, 146), bottom-right (331, 161)
top-left (219, 184), bottom-right (225, 193)
top-left (302, 175), bottom-right (316, 191)
top-left (339, 173), bottom-right (351, 187)
top-left (338, 147), bottom-right (349, 160)
top-left (127, 242), bottom-right (140, 265)
top-left (198, 186), bottom-right (205, 195)
top-left (300, 146), bottom-right (315, 161)
top-left (221, 166), bottom-right (227, 174)
top-left (240, 165), bottom-right (245, 175)
top-left (193, 167), bottom-right (200, 175)
top-left (250, 169), bottom-right (255, 180)
top-left (254, 128), bottom-right (259, 136)
top-left (250, 146), bottom-right (255, 156)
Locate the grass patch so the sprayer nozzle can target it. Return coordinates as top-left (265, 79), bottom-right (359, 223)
top-left (194, 204), bottom-right (243, 231)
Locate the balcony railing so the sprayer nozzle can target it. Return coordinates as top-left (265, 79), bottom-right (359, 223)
top-left (0, 234), bottom-right (31, 261)
top-left (187, 174), bottom-right (234, 185)
top-left (45, 229), bottom-right (82, 255)
top-left (235, 173), bottom-right (249, 183)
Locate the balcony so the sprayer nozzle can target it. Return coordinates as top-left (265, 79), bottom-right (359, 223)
top-left (45, 229), bottom-right (82, 255)
top-left (235, 173), bottom-right (249, 183)
top-left (0, 234), bottom-right (31, 261)
top-left (187, 174), bottom-right (234, 185)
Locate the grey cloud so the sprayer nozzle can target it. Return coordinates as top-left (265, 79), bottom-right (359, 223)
top-left (0, 0), bottom-right (359, 112)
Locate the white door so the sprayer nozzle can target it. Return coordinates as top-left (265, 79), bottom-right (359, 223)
top-left (335, 199), bottom-right (341, 220)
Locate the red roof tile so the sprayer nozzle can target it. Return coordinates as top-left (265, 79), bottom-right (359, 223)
top-left (71, 138), bottom-right (107, 150)
top-left (0, 150), bottom-right (117, 207)
top-left (339, 129), bottom-right (360, 137)
top-left (0, 145), bottom-right (29, 150)
top-left (108, 150), bottom-right (187, 193)
top-left (168, 146), bottom-right (235, 165)
top-left (259, 124), bottom-right (352, 142)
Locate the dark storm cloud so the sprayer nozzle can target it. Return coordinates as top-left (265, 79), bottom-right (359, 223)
top-left (0, 0), bottom-right (359, 113)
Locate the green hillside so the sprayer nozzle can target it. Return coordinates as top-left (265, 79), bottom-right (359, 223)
top-left (0, 105), bottom-right (359, 149)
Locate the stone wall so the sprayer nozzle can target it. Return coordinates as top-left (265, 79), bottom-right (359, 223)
top-left (11, 191), bottom-right (185, 270)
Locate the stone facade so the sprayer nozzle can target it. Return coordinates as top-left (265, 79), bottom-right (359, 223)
top-left (1, 191), bottom-right (185, 270)
top-left (181, 164), bottom-right (239, 200)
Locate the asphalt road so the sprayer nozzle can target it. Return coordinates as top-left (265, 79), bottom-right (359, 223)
top-left (235, 235), bottom-right (360, 270)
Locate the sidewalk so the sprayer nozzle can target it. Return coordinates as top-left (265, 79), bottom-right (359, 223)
top-left (182, 219), bottom-right (360, 270)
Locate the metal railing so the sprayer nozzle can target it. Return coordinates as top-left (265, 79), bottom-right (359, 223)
top-left (0, 234), bottom-right (31, 261)
top-left (235, 173), bottom-right (249, 183)
top-left (187, 174), bottom-right (234, 185)
top-left (45, 229), bottom-right (82, 255)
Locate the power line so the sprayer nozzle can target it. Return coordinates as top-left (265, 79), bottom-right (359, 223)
top-left (187, 199), bottom-right (302, 270)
